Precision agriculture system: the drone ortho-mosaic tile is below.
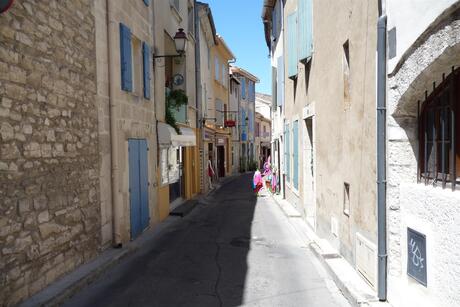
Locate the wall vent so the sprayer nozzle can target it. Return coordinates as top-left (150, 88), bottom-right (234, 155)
top-left (356, 232), bottom-right (377, 289)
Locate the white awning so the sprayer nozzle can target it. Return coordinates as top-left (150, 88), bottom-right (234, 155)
top-left (158, 123), bottom-right (196, 147)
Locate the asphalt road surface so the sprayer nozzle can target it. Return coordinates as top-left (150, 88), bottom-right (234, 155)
top-left (63, 173), bottom-right (350, 307)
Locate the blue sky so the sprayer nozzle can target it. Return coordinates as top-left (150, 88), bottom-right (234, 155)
top-left (205, 0), bottom-right (271, 95)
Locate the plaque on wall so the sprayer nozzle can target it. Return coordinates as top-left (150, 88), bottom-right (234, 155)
top-left (407, 228), bottom-right (427, 286)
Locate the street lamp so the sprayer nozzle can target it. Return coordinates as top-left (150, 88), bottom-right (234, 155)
top-left (153, 28), bottom-right (188, 59)
top-left (173, 28), bottom-right (187, 55)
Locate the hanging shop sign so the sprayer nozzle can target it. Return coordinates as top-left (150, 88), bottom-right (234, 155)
top-left (224, 120), bottom-right (236, 127)
top-left (0, 0), bottom-right (14, 13)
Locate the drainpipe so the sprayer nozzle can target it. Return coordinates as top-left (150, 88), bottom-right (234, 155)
top-left (194, 1), bottom-right (205, 193)
top-left (377, 0), bottom-right (387, 301)
top-left (106, 0), bottom-right (122, 247)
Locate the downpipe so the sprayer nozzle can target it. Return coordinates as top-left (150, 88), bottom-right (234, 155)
top-left (106, 0), bottom-right (122, 247)
top-left (377, 9), bottom-right (387, 301)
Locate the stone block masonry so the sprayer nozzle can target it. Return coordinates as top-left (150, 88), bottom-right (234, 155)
top-left (0, 1), bottom-right (100, 305)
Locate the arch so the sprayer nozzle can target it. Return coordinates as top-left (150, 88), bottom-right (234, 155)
top-left (389, 5), bottom-right (460, 118)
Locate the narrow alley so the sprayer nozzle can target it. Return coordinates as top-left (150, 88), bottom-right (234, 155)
top-left (62, 174), bottom-right (349, 307)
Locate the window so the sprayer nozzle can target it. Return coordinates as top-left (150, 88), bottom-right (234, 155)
top-left (215, 56), bottom-right (220, 81)
top-left (343, 182), bottom-right (350, 216)
top-left (419, 68), bottom-right (460, 190)
top-left (215, 99), bottom-right (224, 126)
top-left (241, 77), bottom-right (246, 99)
top-left (343, 40), bottom-right (351, 109)
top-left (222, 63), bottom-right (227, 87)
top-left (188, 5), bottom-right (194, 34)
top-left (131, 35), bottom-right (142, 96)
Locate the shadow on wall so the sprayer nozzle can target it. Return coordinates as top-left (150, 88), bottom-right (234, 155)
top-left (62, 173), bottom-right (257, 307)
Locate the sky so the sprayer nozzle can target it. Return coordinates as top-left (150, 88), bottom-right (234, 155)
top-left (205, 0), bottom-right (271, 95)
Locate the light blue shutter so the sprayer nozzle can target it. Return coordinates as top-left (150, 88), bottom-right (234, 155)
top-left (138, 139), bottom-right (150, 230)
top-left (143, 0), bottom-right (150, 6)
top-left (241, 77), bottom-right (246, 99)
top-left (277, 56), bottom-right (284, 106)
top-left (293, 121), bottom-right (299, 189)
top-left (120, 23), bottom-right (132, 92)
top-left (142, 42), bottom-right (151, 99)
top-left (298, 0), bottom-right (313, 61)
top-left (285, 123), bottom-right (290, 182)
top-left (287, 12), bottom-right (298, 78)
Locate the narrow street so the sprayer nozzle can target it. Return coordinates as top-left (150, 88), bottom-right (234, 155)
top-left (63, 174), bottom-right (349, 307)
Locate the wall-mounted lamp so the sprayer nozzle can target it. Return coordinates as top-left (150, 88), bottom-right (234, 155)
top-left (153, 28), bottom-right (187, 59)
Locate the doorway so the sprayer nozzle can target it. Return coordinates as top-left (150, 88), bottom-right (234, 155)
top-left (303, 117), bottom-right (316, 228)
top-left (128, 139), bottom-right (150, 239)
top-left (217, 145), bottom-right (225, 178)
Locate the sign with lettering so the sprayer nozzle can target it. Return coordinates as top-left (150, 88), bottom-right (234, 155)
top-left (0, 0), bottom-right (14, 13)
top-left (407, 228), bottom-right (427, 286)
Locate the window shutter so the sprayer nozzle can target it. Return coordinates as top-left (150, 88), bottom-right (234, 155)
top-left (142, 42), bottom-right (151, 99)
top-left (287, 12), bottom-right (298, 78)
top-left (285, 123), bottom-right (290, 181)
top-left (241, 77), bottom-right (246, 99)
top-left (293, 121), bottom-right (299, 189)
top-left (143, 0), bottom-right (150, 6)
top-left (272, 66), bottom-right (277, 108)
top-left (120, 23), bottom-right (133, 92)
top-left (277, 56), bottom-right (284, 106)
top-left (298, 0), bottom-right (313, 61)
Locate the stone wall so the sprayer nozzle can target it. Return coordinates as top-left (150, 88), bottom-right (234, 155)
top-left (0, 1), bottom-right (99, 305)
top-left (387, 7), bottom-right (460, 307)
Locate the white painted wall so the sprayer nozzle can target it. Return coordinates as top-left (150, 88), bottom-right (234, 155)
top-left (387, 0), bottom-right (457, 73)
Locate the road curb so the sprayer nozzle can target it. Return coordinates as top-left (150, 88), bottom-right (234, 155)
top-left (269, 194), bottom-right (391, 307)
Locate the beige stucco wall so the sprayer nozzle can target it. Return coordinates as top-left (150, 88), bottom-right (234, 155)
top-left (95, 0), bottom-right (157, 245)
top-left (283, 0), bottom-right (378, 279)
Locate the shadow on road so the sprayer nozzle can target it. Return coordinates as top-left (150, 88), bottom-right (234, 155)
top-left (64, 173), bottom-right (257, 307)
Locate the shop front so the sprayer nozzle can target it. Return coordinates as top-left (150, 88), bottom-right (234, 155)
top-left (158, 123), bottom-right (196, 213)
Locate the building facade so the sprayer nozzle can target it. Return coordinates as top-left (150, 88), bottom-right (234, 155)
top-left (229, 74), bottom-right (241, 174)
top-left (210, 35), bottom-right (235, 178)
top-left (196, 1), bottom-right (217, 193)
top-left (153, 0), bottom-right (200, 215)
top-left (263, 0), bottom-right (379, 294)
top-left (255, 93), bottom-right (272, 168)
top-left (231, 66), bottom-right (259, 171)
top-left (386, 1), bottom-right (460, 306)
top-left (0, 1), bottom-right (100, 304)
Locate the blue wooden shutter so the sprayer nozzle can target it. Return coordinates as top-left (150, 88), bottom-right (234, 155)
top-left (143, 0), bottom-right (150, 6)
top-left (293, 121), bottom-right (299, 189)
top-left (120, 23), bottom-right (133, 92)
top-left (285, 123), bottom-right (290, 182)
top-left (241, 77), bottom-right (246, 99)
top-left (142, 42), bottom-right (151, 99)
top-left (129, 140), bottom-right (141, 238)
top-left (298, 0), bottom-right (313, 61)
top-left (287, 12), bottom-right (298, 78)
top-left (138, 140), bottom-right (150, 230)
top-left (277, 56), bottom-right (284, 106)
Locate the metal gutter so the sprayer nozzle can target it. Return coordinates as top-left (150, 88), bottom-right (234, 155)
top-left (377, 0), bottom-right (387, 300)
